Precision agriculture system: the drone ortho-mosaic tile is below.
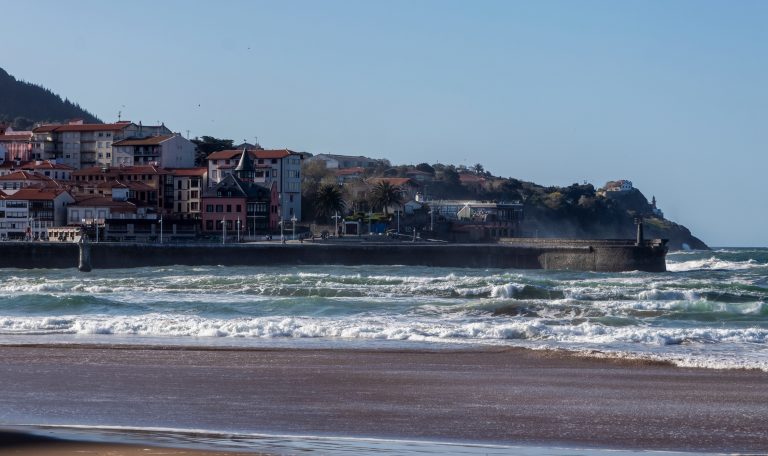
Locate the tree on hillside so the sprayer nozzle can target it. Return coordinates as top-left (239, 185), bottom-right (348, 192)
top-left (314, 184), bottom-right (346, 223)
top-left (473, 163), bottom-right (484, 175)
top-left (370, 181), bottom-right (403, 216)
top-left (191, 136), bottom-right (234, 166)
top-left (415, 163), bottom-right (435, 175)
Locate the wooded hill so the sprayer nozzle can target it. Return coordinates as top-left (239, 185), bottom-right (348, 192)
top-left (0, 67), bottom-right (100, 130)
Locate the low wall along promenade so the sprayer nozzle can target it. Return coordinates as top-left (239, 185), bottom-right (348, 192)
top-left (0, 239), bottom-right (668, 272)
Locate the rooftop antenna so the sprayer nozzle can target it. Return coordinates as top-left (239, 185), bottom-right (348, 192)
top-left (118, 110), bottom-right (121, 121)
top-left (186, 130), bottom-right (190, 139)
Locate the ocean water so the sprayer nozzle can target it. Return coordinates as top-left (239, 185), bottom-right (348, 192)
top-left (0, 247), bottom-right (766, 371)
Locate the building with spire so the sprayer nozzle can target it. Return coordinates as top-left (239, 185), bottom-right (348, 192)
top-left (205, 147), bottom-right (303, 221)
top-left (201, 148), bottom-right (278, 238)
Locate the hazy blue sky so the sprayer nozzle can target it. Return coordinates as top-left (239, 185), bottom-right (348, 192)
top-left (3, 1), bottom-right (766, 246)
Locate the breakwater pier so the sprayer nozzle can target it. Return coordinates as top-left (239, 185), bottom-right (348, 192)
top-left (0, 238), bottom-right (668, 272)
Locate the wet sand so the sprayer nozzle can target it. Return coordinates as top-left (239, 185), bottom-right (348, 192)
top-left (0, 344), bottom-right (766, 453)
top-left (0, 430), bottom-right (252, 455)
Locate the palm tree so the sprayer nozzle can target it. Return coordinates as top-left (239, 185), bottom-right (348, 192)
top-left (314, 184), bottom-right (345, 223)
top-left (370, 181), bottom-right (403, 216)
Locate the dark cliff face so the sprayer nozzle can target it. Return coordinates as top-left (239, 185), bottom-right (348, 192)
top-left (520, 188), bottom-right (709, 251)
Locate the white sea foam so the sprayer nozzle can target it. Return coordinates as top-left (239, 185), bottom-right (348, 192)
top-left (489, 283), bottom-right (523, 298)
top-left (666, 257), bottom-right (763, 272)
top-left (2, 313), bottom-right (766, 347)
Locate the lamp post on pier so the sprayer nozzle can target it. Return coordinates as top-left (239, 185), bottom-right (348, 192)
top-left (159, 216), bottom-right (163, 244)
top-left (222, 217), bottom-right (226, 244)
top-left (291, 215), bottom-right (297, 241)
top-left (332, 211), bottom-right (341, 238)
top-left (279, 218), bottom-right (285, 244)
top-left (236, 217), bottom-right (241, 243)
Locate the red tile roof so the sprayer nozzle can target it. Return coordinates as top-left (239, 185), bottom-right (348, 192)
top-left (335, 167), bottom-right (366, 176)
top-left (72, 165), bottom-right (169, 176)
top-left (169, 167), bottom-right (207, 177)
top-left (459, 174), bottom-right (486, 184)
top-left (111, 135), bottom-right (175, 146)
top-left (0, 170), bottom-right (48, 181)
top-left (5, 188), bottom-right (69, 201)
top-left (32, 123), bottom-right (133, 133)
top-left (366, 177), bottom-right (415, 187)
top-left (0, 160), bottom-right (31, 169)
top-left (0, 134), bottom-right (32, 141)
top-left (206, 149), bottom-right (294, 161)
top-left (26, 161), bottom-right (75, 170)
top-left (71, 195), bottom-right (137, 210)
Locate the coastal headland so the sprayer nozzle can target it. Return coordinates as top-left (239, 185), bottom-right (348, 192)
top-left (1, 344), bottom-right (766, 453)
top-left (0, 238), bottom-right (668, 272)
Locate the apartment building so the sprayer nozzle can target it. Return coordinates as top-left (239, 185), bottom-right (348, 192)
top-left (31, 120), bottom-right (172, 169)
top-left (112, 134), bottom-right (196, 168)
top-left (0, 188), bottom-right (74, 240)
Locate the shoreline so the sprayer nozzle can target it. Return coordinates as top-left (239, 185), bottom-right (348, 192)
top-left (1, 344), bottom-right (766, 453)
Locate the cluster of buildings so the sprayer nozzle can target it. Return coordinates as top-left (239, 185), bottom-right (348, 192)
top-left (0, 120), bottom-right (305, 241)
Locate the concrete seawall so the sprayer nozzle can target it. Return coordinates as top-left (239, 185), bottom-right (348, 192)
top-left (0, 239), bottom-right (667, 272)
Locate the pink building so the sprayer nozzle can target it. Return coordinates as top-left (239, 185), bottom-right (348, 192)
top-left (0, 126), bottom-right (33, 162)
top-left (201, 150), bottom-right (279, 238)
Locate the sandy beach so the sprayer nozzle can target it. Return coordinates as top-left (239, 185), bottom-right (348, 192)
top-left (0, 344), bottom-right (766, 454)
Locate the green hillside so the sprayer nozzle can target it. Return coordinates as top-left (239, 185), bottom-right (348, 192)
top-left (0, 67), bottom-right (101, 130)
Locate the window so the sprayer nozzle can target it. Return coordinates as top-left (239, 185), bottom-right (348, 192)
top-left (271, 159), bottom-right (277, 164)
top-left (206, 204), bottom-right (214, 213)
top-left (177, 181), bottom-right (182, 189)
top-left (206, 220), bottom-right (214, 230)
top-left (236, 205), bottom-right (241, 212)
top-left (215, 205), bottom-right (223, 213)
top-left (226, 204), bottom-right (232, 213)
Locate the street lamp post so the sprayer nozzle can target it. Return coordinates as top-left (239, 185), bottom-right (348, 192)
top-left (332, 211), bottom-right (341, 238)
top-left (368, 210), bottom-right (372, 235)
top-left (396, 210), bottom-right (400, 234)
top-left (280, 218), bottom-right (285, 244)
top-left (222, 217), bottom-right (226, 244)
top-left (159, 216), bottom-right (163, 244)
top-left (430, 208), bottom-right (434, 231)
top-left (291, 215), bottom-right (297, 241)
top-left (237, 217), bottom-right (241, 243)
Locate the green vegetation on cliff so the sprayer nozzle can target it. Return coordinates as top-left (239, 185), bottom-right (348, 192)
top-left (0, 67), bottom-right (101, 129)
top-left (301, 160), bottom-right (708, 250)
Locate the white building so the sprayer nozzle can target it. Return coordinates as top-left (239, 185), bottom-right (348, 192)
top-left (305, 153), bottom-right (387, 170)
top-left (31, 120), bottom-right (172, 169)
top-left (605, 180), bottom-right (633, 192)
top-left (111, 134), bottom-right (196, 168)
top-left (0, 188), bottom-right (74, 240)
top-left (206, 148), bottom-right (303, 221)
